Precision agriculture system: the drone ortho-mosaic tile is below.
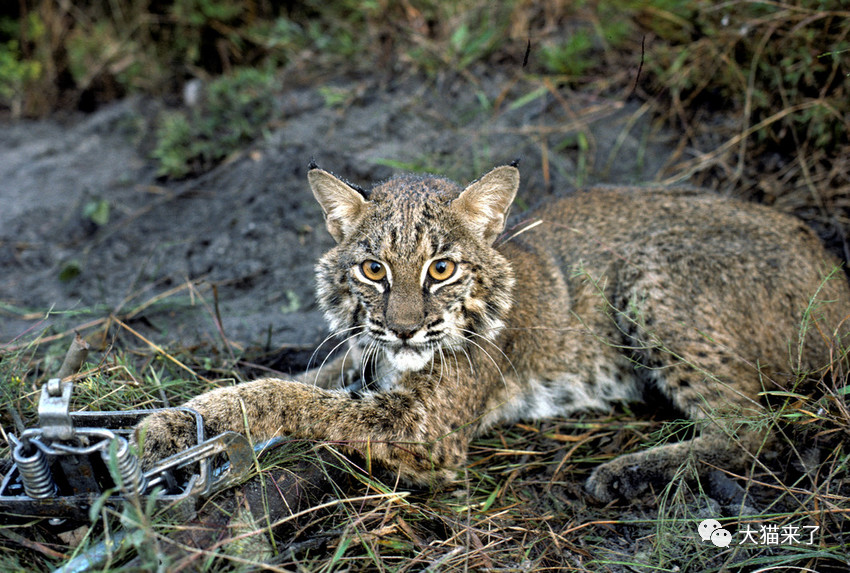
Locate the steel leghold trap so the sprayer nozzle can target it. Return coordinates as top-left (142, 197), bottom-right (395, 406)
top-left (0, 378), bottom-right (254, 524)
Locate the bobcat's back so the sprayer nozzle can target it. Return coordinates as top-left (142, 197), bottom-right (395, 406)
top-left (522, 186), bottom-right (846, 379)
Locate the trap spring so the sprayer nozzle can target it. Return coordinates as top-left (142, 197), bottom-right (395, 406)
top-left (0, 379), bottom-right (254, 523)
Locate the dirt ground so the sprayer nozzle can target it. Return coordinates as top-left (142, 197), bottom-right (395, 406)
top-left (0, 71), bottom-right (672, 366)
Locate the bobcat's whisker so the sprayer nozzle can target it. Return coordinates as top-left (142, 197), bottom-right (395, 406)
top-left (436, 345), bottom-right (446, 389)
top-left (362, 339), bottom-right (380, 389)
top-left (449, 343), bottom-right (472, 378)
top-left (459, 328), bottom-right (518, 380)
top-left (312, 327), bottom-right (366, 387)
top-left (456, 334), bottom-right (509, 392)
top-left (337, 334), bottom-right (364, 389)
top-left (307, 325), bottom-right (366, 373)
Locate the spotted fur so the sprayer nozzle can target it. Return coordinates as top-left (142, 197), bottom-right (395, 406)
top-left (137, 166), bottom-right (850, 501)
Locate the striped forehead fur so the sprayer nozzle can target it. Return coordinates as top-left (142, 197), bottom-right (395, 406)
top-left (361, 175), bottom-right (465, 254)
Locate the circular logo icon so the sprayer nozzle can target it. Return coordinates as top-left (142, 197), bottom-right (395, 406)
top-left (710, 528), bottom-right (732, 548)
top-left (698, 519), bottom-right (722, 541)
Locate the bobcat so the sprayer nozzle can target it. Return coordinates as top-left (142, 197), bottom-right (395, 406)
top-left (137, 163), bottom-right (849, 501)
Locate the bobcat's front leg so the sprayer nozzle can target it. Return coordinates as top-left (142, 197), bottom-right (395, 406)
top-left (135, 375), bottom-right (473, 485)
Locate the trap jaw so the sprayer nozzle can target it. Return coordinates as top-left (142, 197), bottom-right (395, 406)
top-left (0, 378), bottom-right (254, 524)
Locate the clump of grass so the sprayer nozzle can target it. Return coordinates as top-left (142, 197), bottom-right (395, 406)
top-left (0, 17), bottom-right (40, 118)
top-left (641, 1), bottom-right (849, 185)
top-left (152, 67), bottom-right (277, 178)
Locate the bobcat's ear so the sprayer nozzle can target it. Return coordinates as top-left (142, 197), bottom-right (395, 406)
top-left (308, 168), bottom-right (368, 243)
top-left (452, 165), bottom-right (519, 245)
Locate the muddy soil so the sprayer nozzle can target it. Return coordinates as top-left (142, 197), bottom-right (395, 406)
top-left (0, 71), bottom-right (672, 370)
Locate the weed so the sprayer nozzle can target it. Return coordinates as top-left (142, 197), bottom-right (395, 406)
top-left (0, 37), bottom-right (40, 117)
top-left (152, 67), bottom-right (277, 178)
top-left (151, 112), bottom-right (194, 178)
top-left (57, 261), bottom-right (83, 283)
top-left (540, 28), bottom-right (596, 77)
top-left (82, 199), bottom-right (110, 227)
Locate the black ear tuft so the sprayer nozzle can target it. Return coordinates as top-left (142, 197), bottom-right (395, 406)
top-left (308, 157), bottom-right (319, 170)
top-left (509, 157), bottom-right (521, 168)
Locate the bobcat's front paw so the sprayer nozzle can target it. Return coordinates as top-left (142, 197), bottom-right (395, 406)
top-left (585, 455), bottom-right (651, 502)
top-left (134, 409), bottom-right (199, 469)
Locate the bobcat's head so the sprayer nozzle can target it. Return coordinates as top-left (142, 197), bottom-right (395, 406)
top-left (310, 164), bottom-right (518, 376)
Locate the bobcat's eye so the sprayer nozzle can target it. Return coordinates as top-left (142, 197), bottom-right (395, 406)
top-left (428, 259), bottom-right (456, 282)
top-left (361, 260), bottom-right (386, 281)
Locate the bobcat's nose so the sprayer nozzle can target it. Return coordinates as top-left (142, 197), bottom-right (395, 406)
top-left (386, 282), bottom-right (424, 342)
top-left (390, 322), bottom-right (420, 341)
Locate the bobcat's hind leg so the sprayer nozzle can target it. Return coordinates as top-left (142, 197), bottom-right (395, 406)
top-left (586, 335), bottom-right (770, 501)
top-left (585, 421), bottom-right (769, 501)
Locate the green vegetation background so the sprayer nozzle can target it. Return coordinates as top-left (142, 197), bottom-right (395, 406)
top-left (1, 0), bottom-right (847, 182)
